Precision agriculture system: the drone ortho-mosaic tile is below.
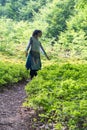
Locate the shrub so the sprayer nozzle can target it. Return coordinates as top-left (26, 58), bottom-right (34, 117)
top-left (25, 63), bottom-right (87, 130)
top-left (0, 61), bottom-right (29, 88)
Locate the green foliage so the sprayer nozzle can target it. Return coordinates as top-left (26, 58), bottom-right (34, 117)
top-left (57, 3), bottom-right (87, 59)
top-left (0, 0), bottom-right (87, 61)
top-left (0, 0), bottom-right (87, 129)
top-left (76, 0), bottom-right (87, 8)
top-left (0, 0), bottom-right (52, 21)
top-left (0, 18), bottom-right (33, 55)
top-left (0, 17), bottom-right (47, 56)
top-left (0, 61), bottom-right (29, 88)
top-left (67, 6), bottom-right (87, 35)
top-left (46, 0), bottom-right (75, 38)
top-left (25, 63), bottom-right (87, 129)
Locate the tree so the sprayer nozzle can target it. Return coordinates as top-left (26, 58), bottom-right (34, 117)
top-left (0, 0), bottom-right (6, 6)
top-left (46, 0), bottom-right (75, 38)
top-left (0, 0), bottom-right (52, 21)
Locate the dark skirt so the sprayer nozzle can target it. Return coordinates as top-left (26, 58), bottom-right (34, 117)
top-left (26, 51), bottom-right (41, 70)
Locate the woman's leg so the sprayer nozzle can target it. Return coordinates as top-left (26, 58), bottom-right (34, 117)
top-left (34, 70), bottom-right (37, 76)
top-left (30, 70), bottom-right (37, 79)
top-left (30, 70), bottom-right (34, 79)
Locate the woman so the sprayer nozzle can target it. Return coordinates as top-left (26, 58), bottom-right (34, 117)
top-left (25, 30), bottom-right (49, 79)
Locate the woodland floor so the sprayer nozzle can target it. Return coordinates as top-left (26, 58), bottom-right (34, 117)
top-left (0, 81), bottom-right (66, 130)
top-left (0, 81), bottom-right (38, 130)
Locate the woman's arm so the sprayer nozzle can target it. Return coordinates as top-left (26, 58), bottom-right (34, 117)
top-left (40, 43), bottom-right (50, 60)
top-left (25, 37), bottom-right (32, 57)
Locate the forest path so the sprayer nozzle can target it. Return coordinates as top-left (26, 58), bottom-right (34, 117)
top-left (0, 81), bottom-right (35, 130)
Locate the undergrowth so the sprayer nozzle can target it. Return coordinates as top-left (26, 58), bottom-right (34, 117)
top-left (0, 61), bottom-right (29, 89)
top-left (25, 63), bottom-right (87, 130)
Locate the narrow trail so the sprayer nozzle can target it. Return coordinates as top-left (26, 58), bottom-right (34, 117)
top-left (0, 82), bottom-right (35, 130)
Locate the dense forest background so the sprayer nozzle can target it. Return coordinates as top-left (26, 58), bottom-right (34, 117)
top-left (0, 0), bottom-right (52, 21)
top-left (0, 0), bottom-right (87, 129)
top-left (0, 0), bottom-right (87, 60)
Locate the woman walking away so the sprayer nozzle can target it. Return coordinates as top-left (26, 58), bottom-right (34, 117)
top-left (25, 30), bottom-right (49, 79)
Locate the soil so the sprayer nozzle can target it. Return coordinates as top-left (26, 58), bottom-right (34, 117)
top-left (0, 82), bottom-right (62, 130)
top-left (0, 81), bottom-right (37, 130)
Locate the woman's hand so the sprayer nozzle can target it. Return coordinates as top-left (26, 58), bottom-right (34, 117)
top-left (25, 51), bottom-right (28, 57)
top-left (46, 55), bottom-right (50, 60)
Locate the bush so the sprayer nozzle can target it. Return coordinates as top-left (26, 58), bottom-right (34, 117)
top-left (25, 63), bottom-right (87, 130)
top-left (0, 61), bottom-right (29, 88)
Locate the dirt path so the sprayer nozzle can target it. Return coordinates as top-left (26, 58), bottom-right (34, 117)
top-left (0, 82), bottom-right (56, 130)
top-left (0, 81), bottom-right (35, 130)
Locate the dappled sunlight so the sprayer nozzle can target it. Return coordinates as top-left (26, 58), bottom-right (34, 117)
top-left (0, 0), bottom-right (87, 129)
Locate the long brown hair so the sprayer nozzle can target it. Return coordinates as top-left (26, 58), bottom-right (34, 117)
top-left (32, 30), bottom-right (42, 36)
